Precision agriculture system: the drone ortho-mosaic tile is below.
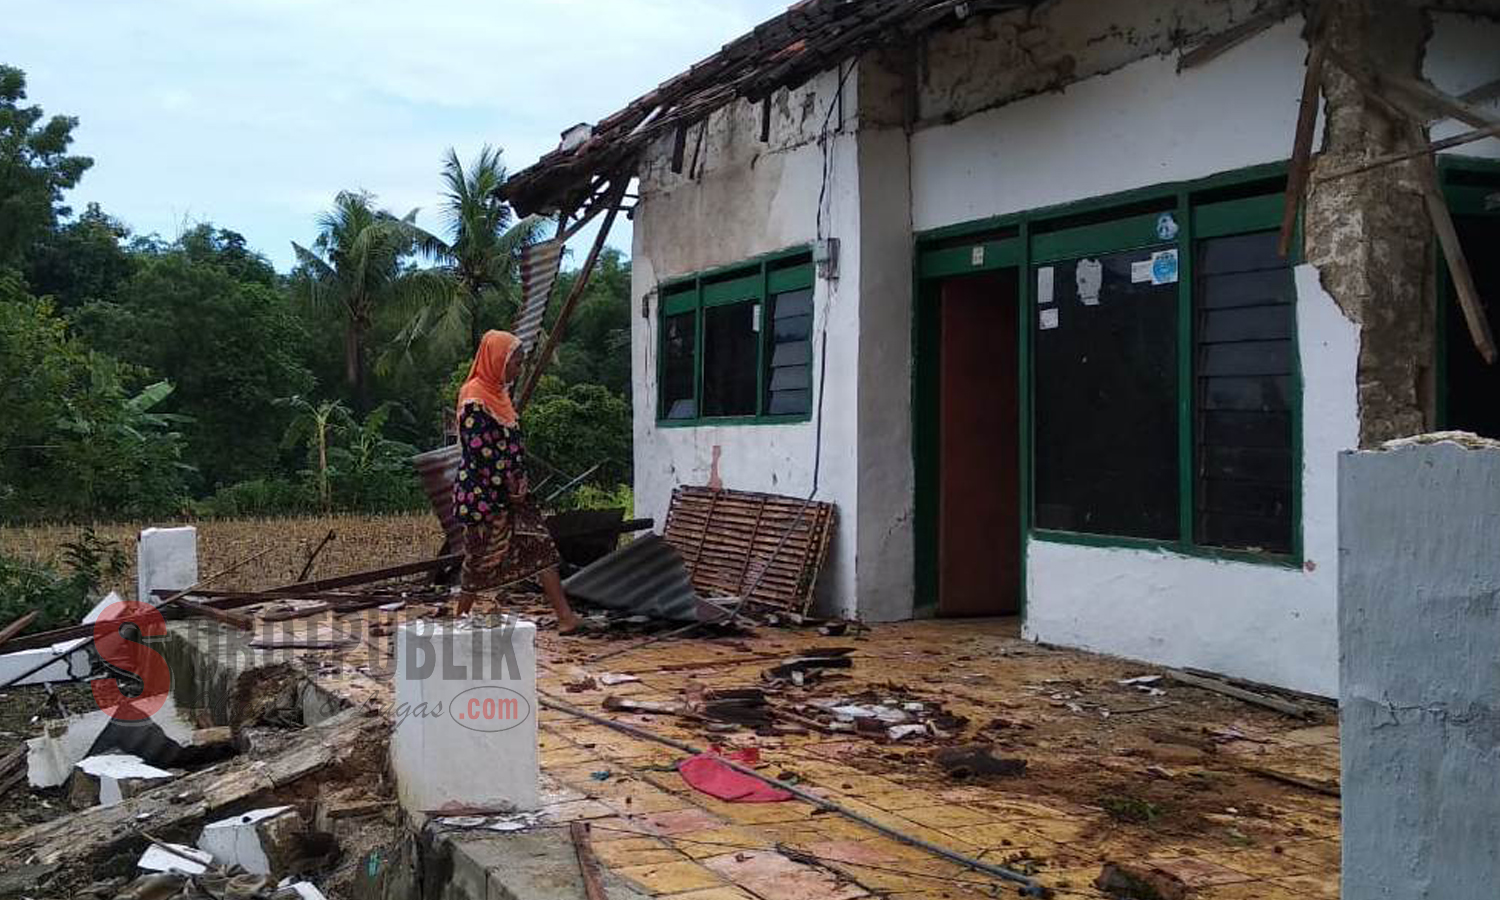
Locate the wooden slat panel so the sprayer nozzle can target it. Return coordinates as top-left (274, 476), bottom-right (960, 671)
top-left (662, 485), bottom-right (836, 612)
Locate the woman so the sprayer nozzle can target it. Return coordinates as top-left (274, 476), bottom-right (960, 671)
top-left (452, 330), bottom-right (582, 631)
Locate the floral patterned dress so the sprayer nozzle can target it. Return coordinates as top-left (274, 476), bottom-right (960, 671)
top-left (454, 402), bottom-right (561, 594)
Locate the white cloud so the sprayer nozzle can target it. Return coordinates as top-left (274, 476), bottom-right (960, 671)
top-left (2, 0), bottom-right (788, 268)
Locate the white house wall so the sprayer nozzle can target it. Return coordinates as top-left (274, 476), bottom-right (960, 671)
top-left (630, 69), bottom-right (869, 614)
top-left (905, 17), bottom-right (1359, 694)
top-left (910, 17), bottom-right (1313, 231)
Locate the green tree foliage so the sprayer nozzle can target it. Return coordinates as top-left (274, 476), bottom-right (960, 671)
top-left (0, 65), bottom-right (635, 523)
top-left (291, 191), bottom-right (445, 411)
top-left (0, 283), bottom-right (192, 519)
top-left (22, 202), bottom-right (135, 310)
top-left (523, 381), bottom-right (632, 486)
top-left (70, 227), bottom-right (314, 491)
top-left (0, 66), bottom-right (92, 268)
top-left (547, 248), bottom-right (632, 400)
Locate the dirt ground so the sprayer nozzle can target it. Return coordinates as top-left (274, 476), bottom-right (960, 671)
top-left (175, 590), bottom-right (1342, 900)
top-left (0, 514), bottom-right (444, 599)
top-left (0, 682), bottom-right (97, 832)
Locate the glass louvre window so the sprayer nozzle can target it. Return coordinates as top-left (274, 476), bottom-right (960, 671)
top-left (702, 302), bottom-right (759, 417)
top-left (765, 287), bottom-right (814, 415)
top-left (1032, 248), bottom-right (1180, 540)
top-left (1193, 231), bottom-right (1296, 553)
top-left (656, 250), bottom-right (815, 423)
top-left (660, 311), bottom-right (697, 420)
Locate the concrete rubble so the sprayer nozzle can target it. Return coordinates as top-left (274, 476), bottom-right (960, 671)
top-left (197, 806), bottom-right (304, 877)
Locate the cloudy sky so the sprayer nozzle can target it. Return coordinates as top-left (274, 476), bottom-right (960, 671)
top-left (4, 0), bottom-right (788, 270)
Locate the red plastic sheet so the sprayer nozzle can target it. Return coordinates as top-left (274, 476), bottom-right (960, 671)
top-left (677, 749), bottom-right (792, 803)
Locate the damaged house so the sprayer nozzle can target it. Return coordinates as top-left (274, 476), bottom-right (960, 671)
top-left (504, 0), bottom-right (1500, 697)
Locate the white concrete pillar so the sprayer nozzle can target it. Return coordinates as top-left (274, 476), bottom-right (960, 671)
top-left (137, 527), bottom-right (198, 604)
top-left (391, 619), bottom-right (539, 816)
top-left (1340, 436), bottom-right (1500, 900)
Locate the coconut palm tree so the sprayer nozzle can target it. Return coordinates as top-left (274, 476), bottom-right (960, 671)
top-left (388, 147), bottom-right (546, 363)
top-left (291, 190), bottom-right (441, 410)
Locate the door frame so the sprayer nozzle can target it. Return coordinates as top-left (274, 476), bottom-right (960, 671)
top-left (912, 238), bottom-right (1030, 620)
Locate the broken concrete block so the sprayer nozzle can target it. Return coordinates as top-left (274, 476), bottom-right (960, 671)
top-left (81, 590), bottom-right (127, 624)
top-left (0, 637), bottom-right (92, 689)
top-left (198, 806), bottom-right (304, 877)
top-left (138, 841), bottom-right (213, 874)
top-left (137, 526), bottom-right (197, 604)
top-left (391, 619), bottom-right (539, 816)
top-left (28, 694), bottom-right (200, 788)
top-left (68, 754), bottom-right (175, 808)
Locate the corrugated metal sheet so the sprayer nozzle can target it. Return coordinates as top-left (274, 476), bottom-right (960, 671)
top-left (515, 239), bottom-right (564, 354)
top-left (562, 533), bottom-right (702, 622)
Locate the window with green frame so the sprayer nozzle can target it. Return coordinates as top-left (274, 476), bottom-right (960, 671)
top-left (656, 250), bottom-right (816, 425)
top-left (1025, 171), bottom-right (1299, 558)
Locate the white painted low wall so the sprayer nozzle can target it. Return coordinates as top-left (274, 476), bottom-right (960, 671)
top-left (391, 619), bottom-right (539, 815)
top-left (1023, 265), bottom-right (1359, 696)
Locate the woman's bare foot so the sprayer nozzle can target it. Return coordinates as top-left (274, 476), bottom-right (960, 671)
top-left (539, 568), bottom-right (583, 633)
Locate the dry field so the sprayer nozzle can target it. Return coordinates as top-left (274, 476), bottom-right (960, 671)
top-left (0, 513), bottom-right (445, 600)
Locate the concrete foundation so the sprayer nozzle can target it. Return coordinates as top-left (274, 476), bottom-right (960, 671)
top-left (391, 619), bottom-right (539, 816)
top-left (137, 526), bottom-right (198, 604)
top-left (1339, 436), bottom-right (1500, 900)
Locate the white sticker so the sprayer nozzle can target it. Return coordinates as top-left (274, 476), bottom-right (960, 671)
top-left (971, 245), bottom-right (985, 266)
top-left (752, 304), bottom-right (762, 332)
top-left (1076, 258), bottom-right (1103, 306)
top-left (1037, 266), bottom-right (1054, 304)
top-left (1039, 307), bottom-right (1059, 330)
top-left (1149, 248), bottom-right (1179, 285)
top-left (1131, 260), bottom-right (1153, 283)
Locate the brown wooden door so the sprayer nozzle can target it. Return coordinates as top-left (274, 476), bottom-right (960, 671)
top-left (937, 272), bottom-right (1019, 617)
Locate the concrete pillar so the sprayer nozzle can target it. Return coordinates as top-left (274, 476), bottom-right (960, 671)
top-left (391, 619), bottom-right (539, 816)
top-left (137, 526), bottom-right (198, 604)
top-left (1339, 436), bottom-right (1500, 900)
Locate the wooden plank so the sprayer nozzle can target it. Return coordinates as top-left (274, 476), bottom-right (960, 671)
top-left (1178, 6), bottom-right (1289, 72)
top-left (0, 611), bottom-right (38, 649)
top-left (1167, 669), bottom-right (1313, 717)
top-left (1420, 155), bottom-right (1498, 364)
top-left (1279, 36), bottom-right (1326, 256)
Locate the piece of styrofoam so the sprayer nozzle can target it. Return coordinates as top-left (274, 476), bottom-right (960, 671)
top-left (138, 841), bottom-right (212, 874)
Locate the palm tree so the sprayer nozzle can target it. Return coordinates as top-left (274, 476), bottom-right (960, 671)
top-left (291, 191), bottom-right (441, 410)
top-left (390, 147), bottom-right (545, 362)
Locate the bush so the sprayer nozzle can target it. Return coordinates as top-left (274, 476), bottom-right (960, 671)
top-left (0, 554), bottom-right (93, 632)
top-left (554, 483), bottom-right (633, 515)
top-left (194, 477), bottom-right (314, 518)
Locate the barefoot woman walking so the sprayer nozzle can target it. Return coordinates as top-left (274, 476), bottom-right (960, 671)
top-left (453, 330), bottom-right (582, 631)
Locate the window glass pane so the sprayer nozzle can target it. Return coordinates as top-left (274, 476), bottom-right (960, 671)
top-left (765, 288), bottom-right (813, 417)
top-left (1033, 248), bottom-right (1179, 539)
top-left (702, 302), bottom-right (758, 417)
top-left (660, 311), bottom-right (696, 420)
top-left (1194, 230), bottom-right (1296, 553)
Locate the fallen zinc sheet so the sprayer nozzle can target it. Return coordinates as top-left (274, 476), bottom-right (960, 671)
top-left (562, 533), bottom-right (702, 622)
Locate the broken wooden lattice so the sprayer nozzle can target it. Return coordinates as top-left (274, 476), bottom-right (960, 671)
top-left (661, 485), bottom-right (836, 616)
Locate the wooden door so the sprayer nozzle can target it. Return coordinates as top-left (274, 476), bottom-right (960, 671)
top-left (937, 272), bottom-right (1019, 617)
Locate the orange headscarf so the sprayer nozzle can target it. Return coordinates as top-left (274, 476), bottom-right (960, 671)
top-left (457, 330), bottom-right (521, 426)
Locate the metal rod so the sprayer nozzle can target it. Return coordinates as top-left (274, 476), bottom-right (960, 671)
top-left (1314, 122), bottom-right (1500, 184)
top-left (298, 529), bottom-right (337, 582)
top-left (537, 693), bottom-right (1048, 896)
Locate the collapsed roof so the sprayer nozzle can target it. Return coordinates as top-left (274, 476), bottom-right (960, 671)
top-left (500, 0), bottom-right (1039, 216)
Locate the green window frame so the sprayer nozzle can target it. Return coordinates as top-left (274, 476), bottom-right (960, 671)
top-left (915, 162), bottom-right (1306, 570)
top-left (655, 247), bottom-right (816, 426)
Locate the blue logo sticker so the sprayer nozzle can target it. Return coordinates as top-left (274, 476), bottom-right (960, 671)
top-left (1151, 249), bottom-right (1179, 285)
top-left (1156, 213), bottom-right (1179, 241)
